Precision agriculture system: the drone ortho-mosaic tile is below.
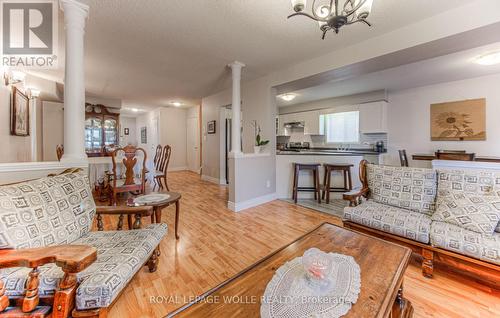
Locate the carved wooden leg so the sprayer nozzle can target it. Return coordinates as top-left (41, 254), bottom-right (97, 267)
top-left (117, 214), bottom-right (124, 231)
top-left (73, 307), bottom-right (108, 318)
top-left (422, 248), bottom-right (434, 278)
top-left (53, 273), bottom-right (77, 318)
top-left (133, 214), bottom-right (142, 229)
top-left (392, 285), bottom-right (414, 318)
top-left (22, 268), bottom-right (40, 312)
top-left (175, 201), bottom-right (180, 240)
top-left (0, 280), bottom-right (9, 312)
top-left (147, 248), bottom-right (159, 273)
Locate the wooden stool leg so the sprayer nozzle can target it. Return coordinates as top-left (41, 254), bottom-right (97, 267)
top-left (313, 169), bottom-right (317, 200)
top-left (347, 168), bottom-right (353, 191)
top-left (316, 167), bottom-right (321, 204)
top-left (293, 165), bottom-right (299, 204)
top-left (326, 169), bottom-right (331, 204)
top-left (322, 166), bottom-right (327, 200)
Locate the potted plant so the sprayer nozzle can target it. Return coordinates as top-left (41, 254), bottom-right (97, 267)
top-left (252, 120), bottom-right (269, 153)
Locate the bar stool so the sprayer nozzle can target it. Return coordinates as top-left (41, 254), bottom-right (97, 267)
top-left (292, 163), bottom-right (321, 204)
top-left (322, 163), bottom-right (354, 204)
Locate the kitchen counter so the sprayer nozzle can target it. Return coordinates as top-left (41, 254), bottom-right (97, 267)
top-left (277, 149), bottom-right (385, 156)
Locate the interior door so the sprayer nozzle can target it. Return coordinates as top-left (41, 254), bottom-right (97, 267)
top-left (187, 117), bottom-right (200, 172)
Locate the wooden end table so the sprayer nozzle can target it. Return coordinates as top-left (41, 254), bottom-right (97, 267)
top-left (168, 223), bottom-right (413, 318)
top-left (131, 192), bottom-right (181, 240)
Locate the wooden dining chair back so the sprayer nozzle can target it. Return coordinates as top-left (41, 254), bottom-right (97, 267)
top-left (435, 151), bottom-right (476, 161)
top-left (153, 144), bottom-right (163, 170)
top-left (153, 145), bottom-right (172, 191)
top-left (398, 150), bottom-right (409, 167)
top-left (108, 145), bottom-right (147, 205)
top-left (56, 144), bottom-right (64, 161)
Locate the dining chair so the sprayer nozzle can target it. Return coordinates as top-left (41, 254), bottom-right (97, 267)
top-left (153, 144), bottom-right (163, 169)
top-left (152, 145), bottom-right (172, 191)
top-left (398, 150), bottom-right (409, 167)
top-left (108, 145), bottom-right (147, 206)
top-left (56, 144), bottom-right (64, 161)
top-left (435, 152), bottom-right (475, 161)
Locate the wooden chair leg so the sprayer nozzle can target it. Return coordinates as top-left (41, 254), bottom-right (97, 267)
top-left (127, 215), bottom-right (133, 230)
top-left (164, 176), bottom-right (169, 191)
top-left (322, 166), bottom-right (327, 200)
top-left (422, 248), bottom-right (434, 278)
top-left (148, 248), bottom-right (160, 272)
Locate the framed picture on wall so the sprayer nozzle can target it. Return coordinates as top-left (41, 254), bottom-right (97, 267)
top-left (207, 120), bottom-right (216, 134)
top-left (124, 128), bottom-right (129, 135)
top-left (141, 127), bottom-right (147, 143)
top-left (11, 86), bottom-right (30, 136)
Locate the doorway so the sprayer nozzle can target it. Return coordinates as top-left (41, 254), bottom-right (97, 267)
top-left (187, 115), bottom-right (200, 173)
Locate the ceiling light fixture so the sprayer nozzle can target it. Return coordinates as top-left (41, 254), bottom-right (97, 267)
top-left (289, 0), bottom-right (374, 39)
top-left (171, 101), bottom-right (182, 107)
top-left (131, 108), bottom-right (139, 112)
top-left (279, 93), bottom-right (297, 102)
top-left (474, 51), bottom-right (500, 66)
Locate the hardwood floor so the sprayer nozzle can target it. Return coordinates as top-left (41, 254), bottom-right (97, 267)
top-left (100, 171), bottom-right (500, 318)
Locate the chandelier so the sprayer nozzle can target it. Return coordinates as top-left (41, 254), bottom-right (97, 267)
top-left (288, 0), bottom-right (374, 39)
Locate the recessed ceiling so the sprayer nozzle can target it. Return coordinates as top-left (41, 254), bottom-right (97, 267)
top-left (277, 42), bottom-right (500, 107)
top-left (35, 0), bottom-right (470, 108)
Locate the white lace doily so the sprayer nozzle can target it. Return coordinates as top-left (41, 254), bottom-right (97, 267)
top-left (261, 253), bottom-right (361, 318)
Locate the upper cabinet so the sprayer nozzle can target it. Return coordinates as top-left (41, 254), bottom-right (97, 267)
top-left (359, 101), bottom-right (388, 134)
top-left (303, 110), bottom-right (321, 135)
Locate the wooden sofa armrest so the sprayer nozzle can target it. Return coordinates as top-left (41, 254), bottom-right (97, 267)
top-left (0, 245), bottom-right (96, 273)
top-left (343, 187), bottom-right (369, 207)
top-left (0, 245), bottom-right (97, 315)
top-left (96, 205), bottom-right (153, 216)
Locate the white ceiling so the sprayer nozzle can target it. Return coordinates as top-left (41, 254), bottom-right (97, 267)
top-left (35, 0), bottom-right (470, 110)
top-left (277, 42), bottom-right (500, 107)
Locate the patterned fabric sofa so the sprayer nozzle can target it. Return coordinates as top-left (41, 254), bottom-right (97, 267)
top-left (0, 171), bottom-right (168, 318)
top-left (343, 161), bottom-right (500, 287)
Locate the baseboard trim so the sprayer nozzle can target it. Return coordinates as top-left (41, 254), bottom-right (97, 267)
top-left (228, 193), bottom-right (277, 212)
top-left (201, 174), bottom-right (220, 184)
top-left (168, 166), bottom-right (188, 172)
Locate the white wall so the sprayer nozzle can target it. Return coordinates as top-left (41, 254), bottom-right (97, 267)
top-left (385, 72), bottom-right (500, 167)
top-left (159, 107), bottom-right (188, 171)
top-left (120, 116), bottom-right (137, 146)
top-left (0, 86), bottom-right (32, 163)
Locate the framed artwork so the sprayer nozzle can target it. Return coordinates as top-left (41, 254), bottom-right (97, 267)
top-left (141, 127), bottom-right (147, 143)
top-left (430, 98), bottom-right (486, 141)
top-left (11, 87), bottom-right (30, 136)
top-left (124, 128), bottom-right (129, 135)
top-left (207, 120), bottom-right (216, 134)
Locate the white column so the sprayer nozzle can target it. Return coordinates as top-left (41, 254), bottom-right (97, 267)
top-left (60, 0), bottom-right (89, 162)
top-left (228, 61), bottom-right (245, 155)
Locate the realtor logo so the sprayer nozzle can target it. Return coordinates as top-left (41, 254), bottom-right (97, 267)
top-left (1, 0), bottom-right (58, 68)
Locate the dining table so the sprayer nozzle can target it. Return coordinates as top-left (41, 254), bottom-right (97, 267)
top-left (412, 153), bottom-right (500, 163)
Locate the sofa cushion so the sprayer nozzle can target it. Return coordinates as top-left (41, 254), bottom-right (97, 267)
top-left (366, 164), bottom-right (437, 215)
top-left (430, 221), bottom-right (500, 265)
top-left (0, 172), bottom-right (96, 249)
top-left (434, 169), bottom-right (500, 235)
top-left (343, 200), bottom-right (432, 243)
top-left (432, 192), bottom-right (500, 235)
top-left (0, 223), bottom-right (168, 310)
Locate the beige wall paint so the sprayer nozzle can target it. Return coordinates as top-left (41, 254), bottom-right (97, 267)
top-left (159, 107), bottom-right (188, 170)
top-left (0, 86), bottom-right (32, 163)
top-left (384, 72), bottom-right (500, 168)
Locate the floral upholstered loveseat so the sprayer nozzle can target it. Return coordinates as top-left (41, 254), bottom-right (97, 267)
top-left (343, 160), bottom-right (500, 287)
top-left (0, 171), bottom-right (167, 318)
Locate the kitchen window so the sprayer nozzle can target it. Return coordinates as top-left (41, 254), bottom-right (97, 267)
top-left (319, 111), bottom-right (360, 144)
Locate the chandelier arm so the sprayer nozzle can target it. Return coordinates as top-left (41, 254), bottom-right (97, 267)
top-left (335, 0), bottom-right (339, 16)
top-left (345, 18), bottom-right (372, 27)
top-left (343, 0), bottom-right (366, 17)
top-left (311, 0), bottom-right (333, 19)
top-left (287, 12), bottom-right (325, 22)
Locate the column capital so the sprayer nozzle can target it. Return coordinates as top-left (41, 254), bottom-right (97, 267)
top-left (60, 0), bottom-right (89, 19)
top-left (228, 61), bottom-right (246, 69)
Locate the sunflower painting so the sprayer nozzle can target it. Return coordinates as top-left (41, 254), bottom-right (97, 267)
top-left (430, 98), bottom-right (486, 141)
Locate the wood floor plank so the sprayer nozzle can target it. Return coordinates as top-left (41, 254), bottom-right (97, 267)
top-left (98, 171), bottom-right (500, 318)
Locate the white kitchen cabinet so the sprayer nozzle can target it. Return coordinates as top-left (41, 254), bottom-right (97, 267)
top-left (359, 101), bottom-right (388, 133)
top-left (277, 114), bottom-right (290, 136)
top-left (303, 111), bottom-right (322, 135)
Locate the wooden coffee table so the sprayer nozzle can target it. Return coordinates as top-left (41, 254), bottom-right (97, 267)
top-left (168, 223), bottom-right (413, 318)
